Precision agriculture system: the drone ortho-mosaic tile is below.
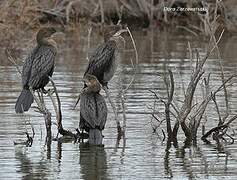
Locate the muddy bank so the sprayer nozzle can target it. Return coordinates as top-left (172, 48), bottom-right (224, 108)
top-left (0, 0), bottom-right (237, 45)
top-left (36, 0), bottom-right (237, 32)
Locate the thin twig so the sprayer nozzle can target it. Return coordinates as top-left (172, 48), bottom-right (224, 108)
top-left (98, 0), bottom-right (105, 24)
top-left (5, 49), bottom-right (22, 75)
top-left (126, 27), bottom-right (139, 66)
top-left (212, 93), bottom-right (222, 125)
top-left (103, 86), bottom-right (121, 134)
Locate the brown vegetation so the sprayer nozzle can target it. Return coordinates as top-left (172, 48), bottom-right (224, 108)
top-left (0, 0), bottom-right (237, 45)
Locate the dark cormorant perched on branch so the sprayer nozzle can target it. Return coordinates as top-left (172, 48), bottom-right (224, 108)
top-left (80, 74), bottom-right (107, 145)
top-left (74, 30), bottom-right (126, 109)
top-left (15, 27), bottom-right (58, 113)
top-left (84, 30), bottom-right (125, 88)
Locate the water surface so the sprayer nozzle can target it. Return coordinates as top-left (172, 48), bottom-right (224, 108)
top-left (0, 29), bottom-right (237, 179)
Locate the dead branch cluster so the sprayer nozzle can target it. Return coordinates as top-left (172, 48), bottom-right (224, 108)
top-left (150, 12), bottom-right (237, 145)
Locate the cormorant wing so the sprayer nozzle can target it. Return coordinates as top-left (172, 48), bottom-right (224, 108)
top-left (85, 42), bottom-right (115, 83)
top-left (28, 46), bottom-right (56, 87)
top-left (80, 94), bottom-right (97, 128)
top-left (22, 47), bottom-right (39, 87)
top-left (22, 45), bottom-right (56, 88)
top-left (96, 94), bottom-right (107, 130)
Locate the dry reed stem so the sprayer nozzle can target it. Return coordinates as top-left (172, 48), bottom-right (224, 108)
top-left (212, 93), bottom-right (222, 123)
top-left (86, 26), bottom-right (92, 61)
top-left (208, 25), bottom-right (229, 123)
top-left (5, 49), bottom-right (22, 77)
top-left (66, 0), bottom-right (81, 24)
top-left (98, 0), bottom-right (105, 24)
top-left (103, 85), bottom-right (122, 135)
top-left (117, 27), bottom-right (139, 133)
top-left (73, 25), bottom-right (93, 109)
top-left (126, 27), bottom-right (139, 67)
top-left (177, 26), bottom-right (198, 37)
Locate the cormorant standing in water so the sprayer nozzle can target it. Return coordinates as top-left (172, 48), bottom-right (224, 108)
top-left (15, 27), bottom-right (58, 113)
top-left (80, 74), bottom-right (107, 145)
top-left (84, 30), bottom-right (125, 88)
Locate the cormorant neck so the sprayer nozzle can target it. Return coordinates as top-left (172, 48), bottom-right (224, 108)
top-left (108, 36), bottom-right (125, 51)
top-left (37, 34), bottom-right (45, 45)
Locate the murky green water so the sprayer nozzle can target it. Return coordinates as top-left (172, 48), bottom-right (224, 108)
top-left (0, 29), bottom-right (237, 180)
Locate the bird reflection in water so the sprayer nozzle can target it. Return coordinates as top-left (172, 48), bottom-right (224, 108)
top-left (79, 142), bottom-right (110, 180)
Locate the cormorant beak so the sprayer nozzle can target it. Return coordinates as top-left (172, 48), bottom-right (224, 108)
top-left (110, 29), bottom-right (127, 49)
top-left (112, 29), bottom-right (128, 37)
top-left (50, 31), bottom-right (65, 42)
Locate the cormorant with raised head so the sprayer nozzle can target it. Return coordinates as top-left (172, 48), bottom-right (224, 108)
top-left (80, 74), bottom-right (107, 145)
top-left (84, 30), bottom-right (125, 88)
top-left (15, 27), bottom-right (58, 113)
top-left (73, 30), bottom-right (126, 109)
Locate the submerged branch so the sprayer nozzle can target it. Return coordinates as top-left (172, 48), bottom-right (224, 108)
top-left (201, 114), bottom-right (237, 141)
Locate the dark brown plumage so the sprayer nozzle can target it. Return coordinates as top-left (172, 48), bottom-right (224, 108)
top-left (84, 31), bottom-right (125, 88)
top-left (15, 27), bottom-right (57, 113)
top-left (80, 74), bottom-right (107, 145)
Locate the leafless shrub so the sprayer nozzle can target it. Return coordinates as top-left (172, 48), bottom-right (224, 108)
top-left (150, 8), bottom-right (237, 144)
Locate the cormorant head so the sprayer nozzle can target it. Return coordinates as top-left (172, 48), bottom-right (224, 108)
top-left (83, 74), bottom-right (101, 93)
top-left (109, 29), bottom-right (127, 50)
top-left (36, 27), bottom-right (57, 44)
